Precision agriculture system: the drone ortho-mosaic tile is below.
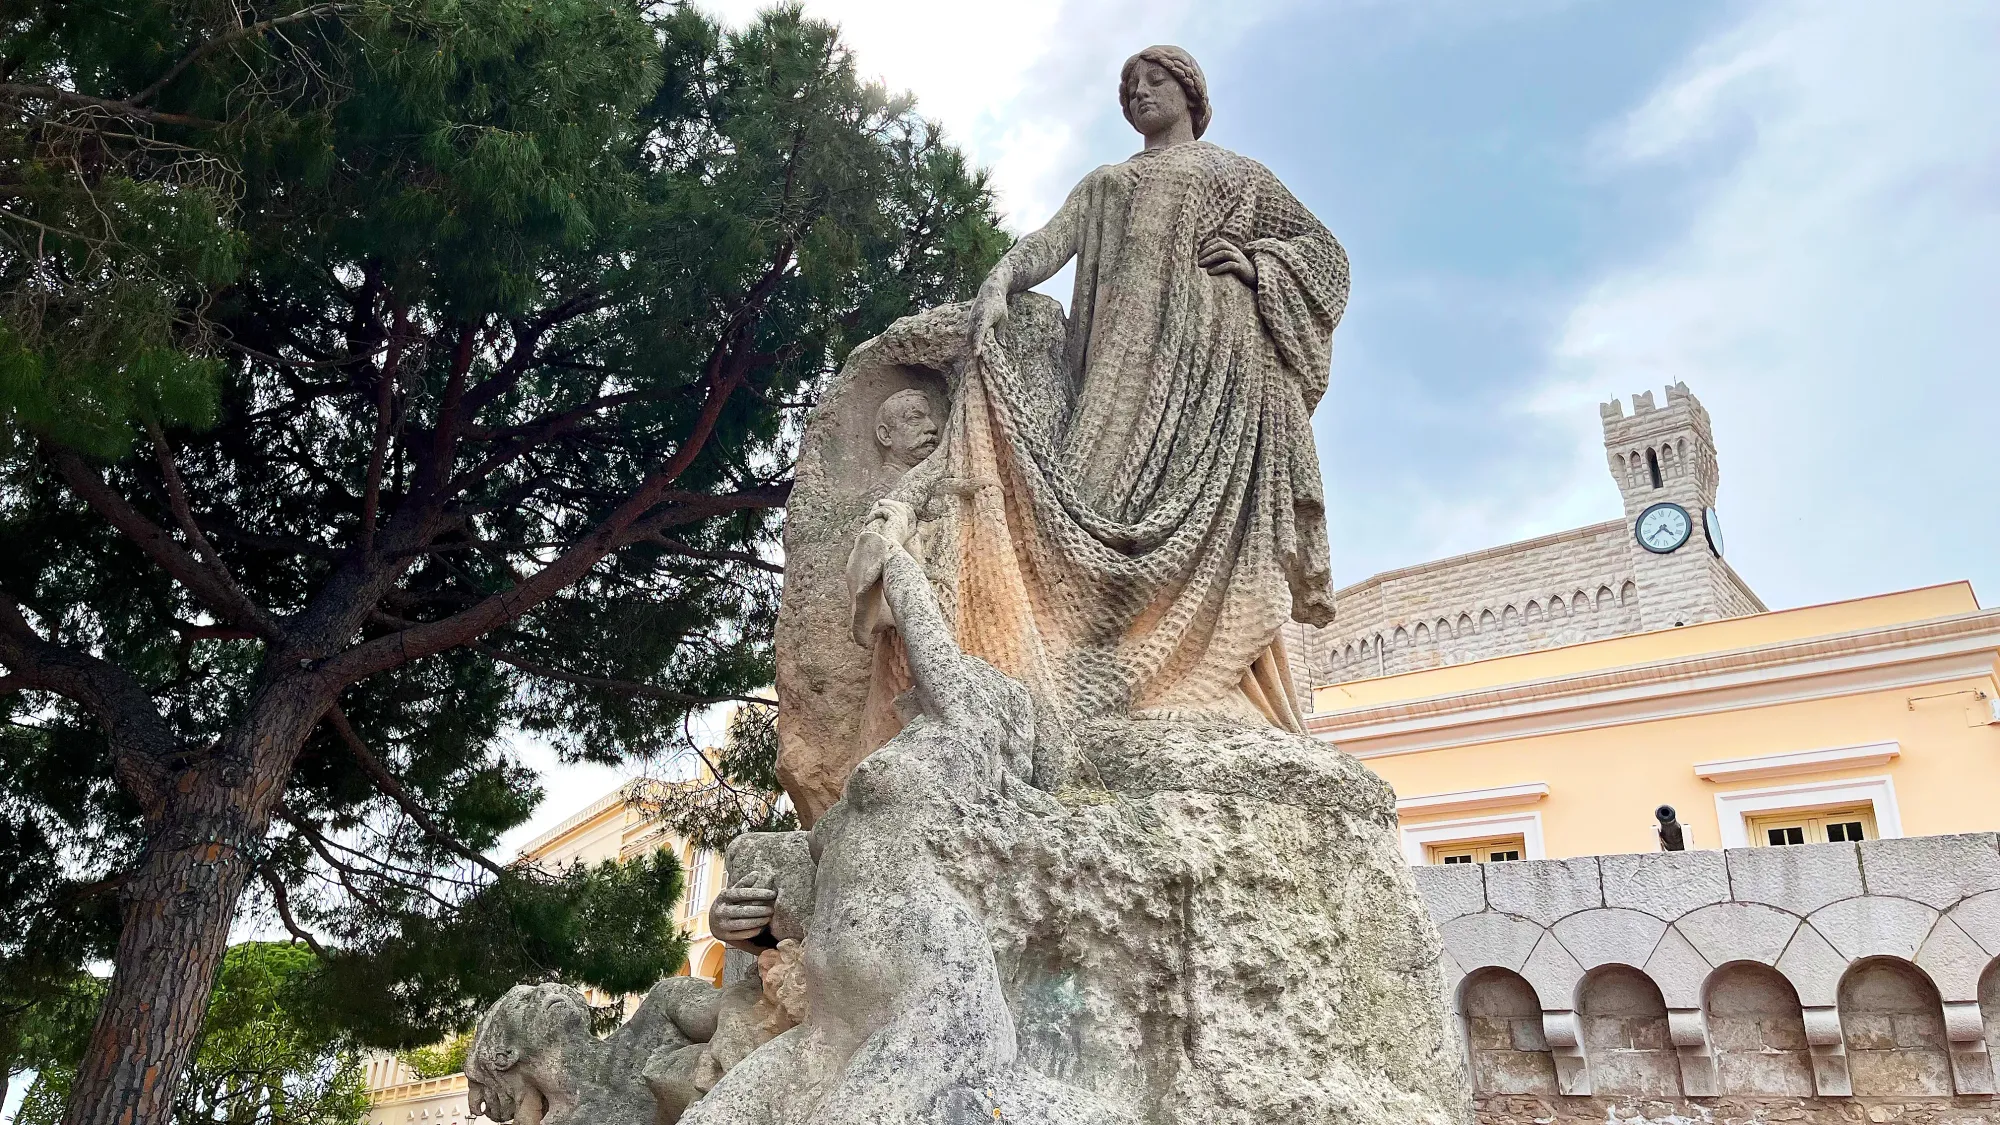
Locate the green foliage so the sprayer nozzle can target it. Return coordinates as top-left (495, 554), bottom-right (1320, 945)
top-left (300, 849), bottom-right (688, 1049)
top-left (639, 704), bottom-right (797, 852)
top-left (395, 1030), bottom-right (470, 1080)
top-left (16, 944), bottom-right (369, 1125)
top-left (0, 0), bottom-right (1004, 1104)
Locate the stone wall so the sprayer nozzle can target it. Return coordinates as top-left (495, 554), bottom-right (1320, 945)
top-left (1288, 383), bottom-right (1765, 700)
top-left (1285, 521), bottom-right (1645, 689)
top-left (1413, 833), bottom-right (2000, 1122)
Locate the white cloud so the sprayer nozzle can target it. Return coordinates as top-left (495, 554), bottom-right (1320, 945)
top-left (697, 0), bottom-right (1295, 227)
top-left (1543, 0), bottom-right (2000, 605)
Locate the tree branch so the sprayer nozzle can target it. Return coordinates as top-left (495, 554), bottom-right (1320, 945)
top-left (258, 868), bottom-right (330, 959)
top-left (0, 83), bottom-right (220, 128)
top-left (471, 642), bottom-right (775, 707)
top-left (316, 366), bottom-right (766, 686)
top-left (647, 535), bottom-right (783, 575)
top-left (146, 420), bottom-right (269, 625)
top-left (130, 3), bottom-right (351, 105)
top-left (323, 705), bottom-right (510, 881)
top-left (48, 446), bottom-right (283, 640)
top-left (359, 304), bottom-right (408, 557)
top-left (0, 590), bottom-right (176, 814)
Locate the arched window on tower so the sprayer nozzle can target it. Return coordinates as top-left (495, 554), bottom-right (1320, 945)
top-left (1645, 447), bottom-right (1663, 489)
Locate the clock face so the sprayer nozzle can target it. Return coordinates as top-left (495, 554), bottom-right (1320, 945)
top-left (1703, 507), bottom-right (1725, 557)
top-left (1636, 502), bottom-right (1692, 554)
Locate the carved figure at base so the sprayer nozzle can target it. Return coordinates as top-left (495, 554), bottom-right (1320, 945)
top-left (683, 508), bottom-right (1112, 1124)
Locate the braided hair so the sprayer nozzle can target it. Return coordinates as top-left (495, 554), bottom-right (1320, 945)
top-left (1119, 45), bottom-right (1211, 139)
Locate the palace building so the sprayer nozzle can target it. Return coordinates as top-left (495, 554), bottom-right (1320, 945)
top-left (1284, 382), bottom-right (1763, 690)
top-left (1295, 386), bottom-right (2000, 1118)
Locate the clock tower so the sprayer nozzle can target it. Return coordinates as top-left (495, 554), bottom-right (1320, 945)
top-left (1601, 383), bottom-right (1763, 631)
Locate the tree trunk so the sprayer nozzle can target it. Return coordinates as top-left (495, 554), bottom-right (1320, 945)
top-left (61, 686), bottom-right (320, 1125)
top-left (60, 773), bottom-right (255, 1125)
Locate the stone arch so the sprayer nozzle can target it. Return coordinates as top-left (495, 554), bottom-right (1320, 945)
top-left (1596, 586), bottom-right (1614, 610)
top-left (1620, 580), bottom-right (1637, 607)
top-left (1839, 957), bottom-right (1953, 1095)
top-left (1524, 600), bottom-right (1543, 623)
top-left (1548, 594), bottom-right (1566, 616)
top-left (1502, 605), bottom-right (1519, 628)
top-left (1343, 643), bottom-right (1355, 664)
top-left (1414, 621), bottom-right (1429, 645)
top-left (1436, 618), bottom-right (1452, 640)
top-left (1480, 609), bottom-right (1497, 631)
top-left (1579, 964), bottom-right (1681, 1095)
top-left (1627, 451), bottom-right (1645, 488)
top-left (1660, 442), bottom-right (1679, 478)
top-left (1705, 961), bottom-right (1813, 1096)
top-left (1393, 625), bottom-right (1410, 648)
top-left (1460, 968), bottom-right (1558, 1095)
top-left (1457, 613), bottom-right (1474, 636)
top-left (1574, 589), bottom-right (1591, 612)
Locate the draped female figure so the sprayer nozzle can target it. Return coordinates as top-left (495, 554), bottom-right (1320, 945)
top-left (849, 46), bottom-right (1347, 764)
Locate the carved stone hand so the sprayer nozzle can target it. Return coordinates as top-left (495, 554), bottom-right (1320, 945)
top-left (709, 872), bottom-right (779, 951)
top-left (1198, 236), bottom-right (1256, 288)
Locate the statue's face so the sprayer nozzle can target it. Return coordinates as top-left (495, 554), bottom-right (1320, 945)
top-left (1125, 61), bottom-right (1190, 137)
top-left (876, 393), bottom-right (938, 467)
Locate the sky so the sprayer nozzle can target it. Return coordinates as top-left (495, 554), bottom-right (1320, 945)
top-left (500, 0), bottom-right (2000, 848)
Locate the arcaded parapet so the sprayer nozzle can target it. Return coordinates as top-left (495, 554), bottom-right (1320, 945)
top-left (1414, 833), bottom-right (2000, 1120)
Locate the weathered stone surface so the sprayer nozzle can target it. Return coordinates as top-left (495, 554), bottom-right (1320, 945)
top-left (1944, 889), bottom-right (2000, 955)
top-left (771, 295), bottom-right (1045, 825)
top-left (1727, 841), bottom-right (1863, 915)
top-left (1485, 856), bottom-right (1601, 927)
top-left (1858, 834), bottom-right (2000, 910)
top-left (1639, 926), bottom-right (1713, 1010)
top-left (467, 978), bottom-right (722, 1125)
top-left (1550, 907), bottom-right (1668, 970)
top-left (1442, 911), bottom-right (1548, 975)
top-left (1520, 934), bottom-right (1587, 1013)
top-left (1413, 860), bottom-right (1487, 922)
top-left (1775, 923), bottom-right (1851, 1008)
top-left (1676, 901), bottom-right (1801, 967)
top-left (1808, 896), bottom-right (1940, 961)
top-left (1601, 848), bottom-right (1729, 921)
top-left (1913, 916), bottom-right (1990, 1002)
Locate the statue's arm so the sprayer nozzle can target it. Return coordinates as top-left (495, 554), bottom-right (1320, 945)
top-left (1243, 172), bottom-right (1349, 409)
top-left (987, 181), bottom-right (1085, 294)
top-left (966, 177), bottom-right (1088, 353)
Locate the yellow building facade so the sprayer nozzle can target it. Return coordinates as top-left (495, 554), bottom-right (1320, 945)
top-left (1308, 582), bottom-right (2000, 864)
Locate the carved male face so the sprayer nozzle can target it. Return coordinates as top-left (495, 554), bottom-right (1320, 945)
top-left (1123, 61), bottom-right (1191, 137)
top-left (875, 389), bottom-right (938, 470)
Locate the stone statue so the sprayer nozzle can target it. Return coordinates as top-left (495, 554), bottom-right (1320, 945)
top-left (846, 44), bottom-right (1348, 761)
top-left (872, 387), bottom-right (940, 486)
top-left (477, 44), bottom-right (1471, 1125)
top-left (686, 513), bottom-right (1120, 1124)
top-left (466, 978), bottom-right (721, 1125)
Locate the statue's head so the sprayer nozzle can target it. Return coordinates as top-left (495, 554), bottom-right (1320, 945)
top-left (1119, 45), bottom-right (1209, 140)
top-left (464, 983), bottom-right (594, 1125)
top-left (874, 388), bottom-right (938, 470)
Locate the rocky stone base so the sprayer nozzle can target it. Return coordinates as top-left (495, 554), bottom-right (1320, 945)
top-left (1476, 1094), bottom-right (2000, 1124)
top-left (932, 716), bottom-right (1473, 1125)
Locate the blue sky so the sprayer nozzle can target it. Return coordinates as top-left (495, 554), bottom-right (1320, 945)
top-left (699, 0), bottom-right (1999, 610)
top-left (488, 0), bottom-right (2000, 850)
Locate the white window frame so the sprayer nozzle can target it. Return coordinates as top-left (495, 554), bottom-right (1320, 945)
top-left (1712, 774), bottom-right (1903, 849)
top-left (1400, 810), bottom-right (1547, 866)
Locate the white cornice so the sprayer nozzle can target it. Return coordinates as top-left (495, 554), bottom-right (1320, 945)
top-left (1309, 609), bottom-right (2000, 759)
top-left (1693, 742), bottom-right (1900, 782)
top-left (1396, 782), bottom-right (1550, 816)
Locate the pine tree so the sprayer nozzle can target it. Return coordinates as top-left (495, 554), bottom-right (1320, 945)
top-left (0, 4), bottom-right (1006, 1123)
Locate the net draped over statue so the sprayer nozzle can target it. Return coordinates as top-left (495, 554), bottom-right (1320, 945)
top-left (856, 138), bottom-right (1349, 747)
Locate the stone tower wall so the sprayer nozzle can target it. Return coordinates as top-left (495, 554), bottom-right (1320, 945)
top-left (1289, 382), bottom-right (1765, 697)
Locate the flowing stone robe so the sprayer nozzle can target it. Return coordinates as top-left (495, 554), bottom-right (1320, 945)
top-left (862, 139), bottom-right (1347, 754)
